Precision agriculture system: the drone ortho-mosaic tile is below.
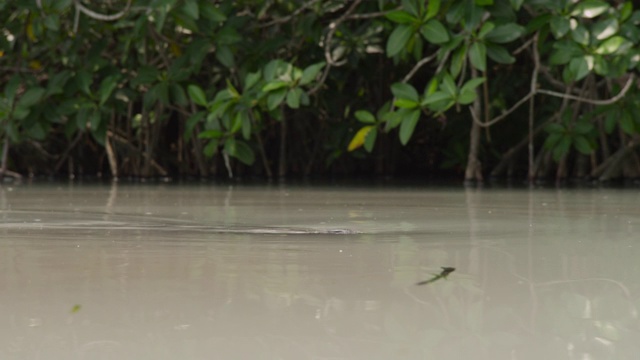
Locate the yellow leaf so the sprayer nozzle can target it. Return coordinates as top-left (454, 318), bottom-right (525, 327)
top-left (348, 126), bottom-right (373, 152)
top-left (27, 18), bottom-right (36, 42)
top-left (170, 42), bottom-right (182, 56)
top-left (29, 60), bottom-right (42, 70)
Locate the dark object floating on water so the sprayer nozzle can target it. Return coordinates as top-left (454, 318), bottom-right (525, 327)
top-left (416, 267), bottom-right (455, 286)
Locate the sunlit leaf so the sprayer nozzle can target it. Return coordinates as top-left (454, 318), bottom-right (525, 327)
top-left (550, 16), bottom-right (570, 38)
top-left (592, 18), bottom-right (619, 40)
top-left (571, 0), bottom-right (610, 19)
top-left (595, 36), bottom-right (631, 54)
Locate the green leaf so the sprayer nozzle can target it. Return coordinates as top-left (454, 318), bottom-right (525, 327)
top-left (364, 127), bottom-right (377, 152)
top-left (98, 75), bottom-right (119, 106)
top-left (182, 0), bottom-right (199, 19)
top-left (184, 112), bottom-right (205, 141)
top-left (620, 2), bottom-right (632, 22)
top-left (399, 109), bottom-right (420, 145)
top-left (552, 135), bottom-right (572, 161)
top-left (620, 110), bottom-right (635, 134)
top-left (394, 98), bottom-right (419, 109)
top-left (545, 123), bottom-right (566, 134)
top-left (188, 84), bottom-right (208, 106)
top-left (441, 73), bottom-right (457, 97)
top-left (387, 24), bottom-right (414, 57)
top-left (573, 135), bottom-right (593, 154)
top-left (550, 16), bottom-right (570, 38)
top-left (568, 56), bottom-right (592, 81)
top-left (458, 90), bottom-right (477, 105)
top-left (244, 71), bottom-right (262, 90)
top-left (198, 129), bottom-right (224, 139)
top-left (267, 88), bottom-right (287, 110)
top-left (300, 62), bottom-right (325, 86)
top-left (460, 77), bottom-right (485, 94)
top-left (76, 70), bottom-right (92, 95)
top-left (262, 81), bottom-right (289, 92)
top-left (571, 24), bottom-right (590, 45)
top-left (420, 19), bottom-right (450, 44)
top-left (225, 138), bottom-right (255, 165)
top-left (421, 91), bottom-right (452, 106)
top-left (402, 0), bottom-right (420, 17)
top-left (170, 83), bottom-right (188, 106)
top-left (201, 2), bottom-right (226, 22)
top-left (355, 110), bottom-right (376, 124)
top-left (486, 43), bottom-right (515, 64)
top-left (5, 75), bottom-right (22, 103)
top-left (203, 139), bottom-right (219, 157)
top-left (595, 36), bottom-right (631, 54)
top-left (450, 46), bottom-right (466, 77)
top-left (574, 121), bottom-right (594, 134)
top-left (132, 66), bottom-right (159, 87)
top-left (286, 88), bottom-right (303, 109)
top-left (477, 22), bottom-right (495, 39)
top-left (469, 42), bottom-right (487, 72)
top-left (16, 87), bottom-right (46, 108)
top-left (385, 10), bottom-right (417, 24)
top-left (391, 82), bottom-right (419, 102)
top-left (425, 0), bottom-right (440, 21)
top-left (592, 18), bottom-right (619, 40)
top-left (485, 23), bottom-right (525, 43)
top-left (229, 112), bottom-right (243, 133)
top-left (571, 0), bottom-right (610, 18)
top-left (510, 0), bottom-right (524, 11)
top-left (215, 45), bottom-right (235, 68)
top-left (241, 112), bottom-right (251, 140)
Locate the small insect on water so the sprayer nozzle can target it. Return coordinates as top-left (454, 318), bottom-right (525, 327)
top-left (415, 267), bottom-right (456, 286)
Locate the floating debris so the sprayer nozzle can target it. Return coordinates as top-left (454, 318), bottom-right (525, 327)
top-left (70, 304), bottom-right (82, 313)
top-left (416, 267), bottom-right (455, 286)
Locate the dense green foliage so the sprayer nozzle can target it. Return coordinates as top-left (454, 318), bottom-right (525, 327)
top-left (1, 0), bottom-right (639, 180)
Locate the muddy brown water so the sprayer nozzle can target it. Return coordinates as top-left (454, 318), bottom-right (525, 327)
top-left (1, 184), bottom-right (639, 359)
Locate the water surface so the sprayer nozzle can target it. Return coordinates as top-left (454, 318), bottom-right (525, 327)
top-left (1, 184), bottom-right (639, 360)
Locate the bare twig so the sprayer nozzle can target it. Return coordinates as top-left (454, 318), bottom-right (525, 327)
top-left (403, 52), bottom-right (439, 83)
top-left (536, 74), bottom-right (635, 105)
top-left (470, 34), bottom-right (635, 128)
top-left (309, 0), bottom-right (363, 95)
top-left (259, 0), bottom-right (321, 28)
top-left (74, 0), bottom-right (132, 21)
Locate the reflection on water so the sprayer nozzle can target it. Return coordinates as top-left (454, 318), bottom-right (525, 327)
top-left (1, 184), bottom-right (639, 359)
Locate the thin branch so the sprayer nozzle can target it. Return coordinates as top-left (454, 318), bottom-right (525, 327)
top-left (258, 0), bottom-right (321, 28)
top-left (536, 74), bottom-right (635, 105)
top-left (74, 0), bottom-right (132, 22)
top-left (309, 0), bottom-right (363, 95)
top-left (402, 52), bottom-right (439, 83)
top-left (470, 33), bottom-right (635, 128)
